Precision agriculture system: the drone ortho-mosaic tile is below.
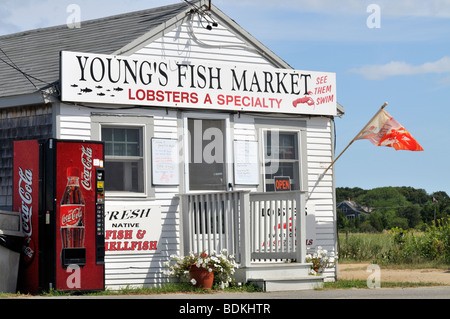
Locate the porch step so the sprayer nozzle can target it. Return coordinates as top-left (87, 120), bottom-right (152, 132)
top-left (236, 262), bottom-right (324, 292)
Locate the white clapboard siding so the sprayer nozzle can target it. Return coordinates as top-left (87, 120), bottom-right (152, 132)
top-left (58, 115), bottom-right (92, 140)
top-left (305, 117), bottom-right (337, 280)
top-left (133, 14), bottom-right (273, 67)
top-left (104, 111), bottom-right (181, 289)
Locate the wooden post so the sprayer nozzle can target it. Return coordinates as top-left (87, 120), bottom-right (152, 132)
top-left (179, 194), bottom-right (189, 256)
top-left (295, 191), bottom-right (307, 263)
top-left (239, 191), bottom-right (251, 268)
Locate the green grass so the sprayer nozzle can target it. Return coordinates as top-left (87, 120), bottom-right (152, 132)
top-left (338, 230), bottom-right (449, 266)
top-left (1, 282), bottom-right (262, 298)
top-left (322, 279), bottom-right (446, 290)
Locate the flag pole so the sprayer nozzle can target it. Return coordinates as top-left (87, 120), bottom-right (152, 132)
top-left (320, 102), bottom-right (388, 179)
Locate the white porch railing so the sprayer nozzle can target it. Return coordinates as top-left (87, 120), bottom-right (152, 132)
top-left (179, 191), bottom-right (307, 268)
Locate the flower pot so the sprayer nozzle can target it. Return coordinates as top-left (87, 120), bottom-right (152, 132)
top-left (189, 264), bottom-right (214, 289)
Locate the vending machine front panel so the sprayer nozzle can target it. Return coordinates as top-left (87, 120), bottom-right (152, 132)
top-left (54, 140), bottom-right (105, 291)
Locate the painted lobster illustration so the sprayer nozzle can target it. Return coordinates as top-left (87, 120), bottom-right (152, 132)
top-left (292, 91), bottom-right (315, 107)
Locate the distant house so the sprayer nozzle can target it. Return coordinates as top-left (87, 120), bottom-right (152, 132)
top-left (337, 198), bottom-right (370, 219)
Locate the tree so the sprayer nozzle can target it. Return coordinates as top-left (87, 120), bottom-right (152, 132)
top-left (359, 187), bottom-right (409, 209)
top-left (398, 204), bottom-right (421, 228)
top-left (336, 187), bottom-right (367, 203)
top-left (395, 186), bottom-right (430, 206)
top-left (337, 209), bottom-right (348, 230)
top-left (368, 211), bottom-right (384, 232)
top-left (391, 217), bottom-right (409, 229)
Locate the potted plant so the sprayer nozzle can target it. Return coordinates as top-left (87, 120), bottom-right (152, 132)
top-left (164, 249), bottom-right (238, 289)
top-left (188, 251), bottom-right (215, 289)
top-left (306, 246), bottom-right (338, 275)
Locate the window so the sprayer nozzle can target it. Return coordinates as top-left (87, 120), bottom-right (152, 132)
top-left (187, 118), bottom-right (227, 191)
top-left (102, 126), bottom-right (144, 193)
top-left (91, 114), bottom-right (154, 198)
top-left (264, 130), bottom-right (300, 192)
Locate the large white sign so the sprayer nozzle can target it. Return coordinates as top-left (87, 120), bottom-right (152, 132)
top-left (60, 51), bottom-right (337, 116)
top-left (104, 204), bottom-right (162, 254)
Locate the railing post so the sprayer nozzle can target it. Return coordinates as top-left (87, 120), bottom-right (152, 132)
top-left (179, 194), bottom-right (190, 256)
top-left (295, 191), bottom-right (307, 263)
top-left (239, 191), bottom-right (251, 268)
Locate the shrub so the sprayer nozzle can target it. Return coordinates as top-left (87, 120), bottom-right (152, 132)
top-left (339, 220), bottom-right (450, 266)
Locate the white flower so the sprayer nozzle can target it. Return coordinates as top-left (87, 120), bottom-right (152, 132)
top-left (190, 278), bottom-right (197, 285)
top-left (309, 269), bottom-right (318, 276)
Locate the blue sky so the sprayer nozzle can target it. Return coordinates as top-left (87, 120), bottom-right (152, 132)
top-left (1, 0), bottom-right (450, 195)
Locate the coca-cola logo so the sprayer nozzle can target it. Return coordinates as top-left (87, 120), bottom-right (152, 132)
top-left (22, 237), bottom-right (35, 265)
top-left (81, 145), bottom-right (93, 191)
top-left (61, 206), bottom-right (84, 226)
top-left (18, 167), bottom-right (33, 237)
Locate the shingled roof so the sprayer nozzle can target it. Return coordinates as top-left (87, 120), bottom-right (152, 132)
top-left (0, 2), bottom-right (191, 99)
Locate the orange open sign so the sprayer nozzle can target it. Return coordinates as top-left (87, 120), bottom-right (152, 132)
top-left (274, 176), bottom-right (290, 192)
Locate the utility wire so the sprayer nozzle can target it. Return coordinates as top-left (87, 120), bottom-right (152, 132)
top-left (0, 46), bottom-right (54, 89)
top-left (0, 47), bottom-right (39, 90)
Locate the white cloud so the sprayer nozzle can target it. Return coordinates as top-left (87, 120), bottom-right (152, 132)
top-left (349, 56), bottom-right (450, 80)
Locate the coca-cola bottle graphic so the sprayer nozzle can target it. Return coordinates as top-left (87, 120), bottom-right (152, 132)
top-left (60, 167), bottom-right (85, 249)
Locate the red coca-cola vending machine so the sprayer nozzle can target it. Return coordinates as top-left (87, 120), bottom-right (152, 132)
top-left (13, 139), bottom-right (105, 293)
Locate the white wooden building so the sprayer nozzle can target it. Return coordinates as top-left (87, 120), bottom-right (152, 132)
top-left (0, 0), bottom-right (343, 291)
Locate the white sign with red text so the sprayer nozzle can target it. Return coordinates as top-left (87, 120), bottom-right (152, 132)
top-left (104, 204), bottom-right (162, 254)
top-left (61, 51), bottom-right (337, 116)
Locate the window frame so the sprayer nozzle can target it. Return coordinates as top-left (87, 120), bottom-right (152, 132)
top-left (91, 113), bottom-right (154, 199)
top-left (182, 112), bottom-right (232, 193)
top-left (102, 125), bottom-right (145, 193)
top-left (255, 118), bottom-right (307, 193)
top-left (262, 129), bottom-right (301, 192)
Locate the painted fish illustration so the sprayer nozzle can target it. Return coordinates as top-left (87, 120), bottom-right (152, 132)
top-left (80, 88), bottom-right (93, 93)
top-left (71, 84), bottom-right (78, 87)
top-left (97, 93), bottom-right (105, 96)
top-left (113, 87), bottom-right (123, 91)
top-left (95, 85), bottom-right (103, 89)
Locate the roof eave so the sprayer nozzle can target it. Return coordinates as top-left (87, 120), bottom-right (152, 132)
top-left (0, 92), bottom-right (46, 109)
